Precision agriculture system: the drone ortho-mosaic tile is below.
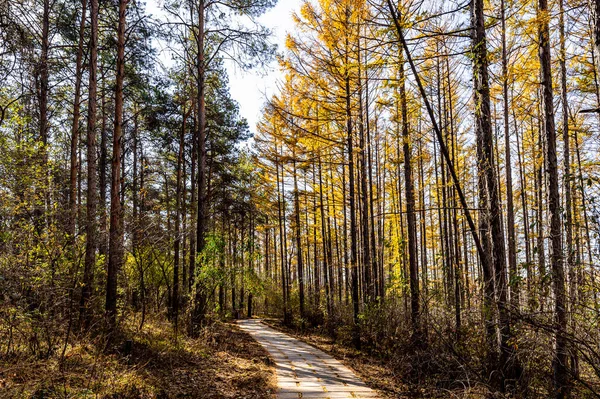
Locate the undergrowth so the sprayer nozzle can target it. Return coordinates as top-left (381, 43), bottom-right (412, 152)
top-left (0, 314), bottom-right (276, 398)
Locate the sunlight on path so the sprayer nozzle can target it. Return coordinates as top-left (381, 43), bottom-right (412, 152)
top-left (238, 319), bottom-right (381, 399)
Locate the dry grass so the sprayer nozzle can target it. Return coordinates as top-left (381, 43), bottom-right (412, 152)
top-left (0, 315), bottom-right (277, 398)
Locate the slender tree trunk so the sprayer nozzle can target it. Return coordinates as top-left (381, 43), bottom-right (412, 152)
top-left (189, 97), bottom-right (197, 292)
top-left (192, 0), bottom-right (207, 333)
top-left (69, 0), bottom-right (87, 242)
top-left (574, 130), bottom-right (597, 308)
top-left (386, 4), bottom-right (490, 358)
top-left (182, 151), bottom-right (188, 296)
top-left (501, 0), bottom-right (519, 309)
top-left (173, 103), bottom-right (188, 332)
top-left (276, 156), bottom-right (289, 324)
top-left (418, 138), bottom-right (429, 329)
top-left (472, 0), bottom-right (519, 387)
top-left (357, 47), bottom-right (373, 302)
top-left (312, 161), bottom-right (321, 309)
top-left (341, 148), bottom-right (349, 305)
top-left (106, 0), bottom-right (128, 329)
top-left (80, 0), bottom-right (98, 329)
top-left (514, 110), bottom-right (532, 304)
top-left (281, 161), bottom-right (291, 322)
top-left (293, 156), bottom-right (305, 321)
top-left (364, 42), bottom-right (379, 301)
top-left (39, 0), bottom-right (49, 152)
top-left (593, 0), bottom-right (600, 80)
top-left (535, 119), bottom-right (547, 307)
top-left (326, 164), bottom-right (342, 304)
top-left (36, 0), bottom-right (50, 231)
top-left (399, 58), bottom-right (419, 341)
top-left (319, 155), bottom-right (332, 320)
top-left (559, 0), bottom-right (578, 378)
top-left (538, 0), bottom-right (569, 394)
top-left (346, 72), bottom-right (360, 349)
top-left (99, 66), bottom-right (108, 264)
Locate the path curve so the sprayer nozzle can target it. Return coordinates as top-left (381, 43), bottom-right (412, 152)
top-left (238, 319), bottom-right (381, 399)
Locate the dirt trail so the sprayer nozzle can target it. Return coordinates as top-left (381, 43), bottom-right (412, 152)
top-left (238, 319), bottom-right (381, 399)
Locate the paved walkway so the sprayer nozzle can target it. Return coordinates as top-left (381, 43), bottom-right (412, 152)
top-left (237, 319), bottom-right (381, 399)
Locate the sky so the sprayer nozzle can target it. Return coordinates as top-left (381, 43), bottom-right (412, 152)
top-left (224, 1), bottom-right (299, 132)
top-left (146, 0), bottom-right (299, 134)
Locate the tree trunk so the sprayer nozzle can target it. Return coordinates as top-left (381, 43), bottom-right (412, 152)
top-left (36, 0), bottom-right (50, 231)
top-left (472, 0), bottom-right (519, 388)
top-left (346, 71), bottom-right (360, 349)
top-left (538, 0), bottom-right (569, 394)
top-left (99, 66), bottom-right (109, 263)
top-left (357, 46), bottom-right (373, 302)
top-left (593, 0), bottom-right (600, 80)
top-left (276, 156), bottom-right (290, 324)
top-left (293, 156), bottom-right (305, 321)
top-left (399, 58), bottom-right (419, 340)
top-left (319, 155), bottom-right (332, 320)
top-left (501, 0), bottom-right (519, 309)
top-left (173, 103), bottom-right (188, 332)
top-left (189, 96), bottom-right (197, 292)
top-left (535, 119), bottom-right (546, 307)
top-left (80, 0), bottom-right (98, 329)
top-left (106, 0), bottom-right (127, 329)
top-left (387, 0), bottom-right (490, 361)
top-left (69, 0), bottom-right (87, 243)
top-left (559, 0), bottom-right (578, 378)
top-left (192, 0), bottom-right (208, 333)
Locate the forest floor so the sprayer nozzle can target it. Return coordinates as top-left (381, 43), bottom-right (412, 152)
top-left (0, 315), bottom-right (277, 398)
top-left (0, 314), bottom-right (499, 398)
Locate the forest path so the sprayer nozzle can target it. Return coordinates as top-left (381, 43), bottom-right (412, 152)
top-left (237, 319), bottom-right (381, 399)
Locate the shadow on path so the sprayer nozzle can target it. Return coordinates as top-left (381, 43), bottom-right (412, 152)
top-left (238, 319), bottom-right (381, 399)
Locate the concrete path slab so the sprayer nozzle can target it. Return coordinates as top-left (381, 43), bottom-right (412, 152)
top-left (238, 319), bottom-right (382, 399)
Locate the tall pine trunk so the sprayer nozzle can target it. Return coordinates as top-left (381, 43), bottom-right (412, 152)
top-left (80, 0), bottom-right (98, 328)
top-left (69, 0), bottom-right (87, 243)
top-left (106, 0), bottom-right (127, 329)
top-left (192, 0), bottom-right (207, 333)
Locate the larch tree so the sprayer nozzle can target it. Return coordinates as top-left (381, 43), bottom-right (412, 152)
top-left (537, 0), bottom-right (569, 394)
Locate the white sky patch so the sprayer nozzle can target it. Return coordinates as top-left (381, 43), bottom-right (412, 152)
top-left (224, 1), bottom-right (299, 133)
top-left (145, 0), bottom-right (299, 135)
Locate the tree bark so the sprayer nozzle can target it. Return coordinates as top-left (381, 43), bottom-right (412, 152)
top-left (399, 57), bottom-right (419, 341)
top-left (36, 0), bottom-right (50, 231)
top-left (538, 0), bottom-right (569, 395)
top-left (192, 0), bottom-right (207, 333)
top-left (99, 66), bottom-right (109, 264)
top-left (593, 0), bottom-right (600, 81)
top-left (559, 0), bottom-right (578, 378)
top-left (346, 71), bottom-right (360, 349)
top-left (501, 0), bottom-right (519, 309)
top-left (80, 0), bottom-right (98, 329)
top-left (277, 156), bottom-right (290, 324)
top-left (471, 0), bottom-right (521, 388)
top-left (293, 156), bottom-right (305, 321)
top-left (69, 0), bottom-right (87, 242)
top-left (106, 0), bottom-right (128, 329)
top-left (173, 102), bottom-right (189, 332)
